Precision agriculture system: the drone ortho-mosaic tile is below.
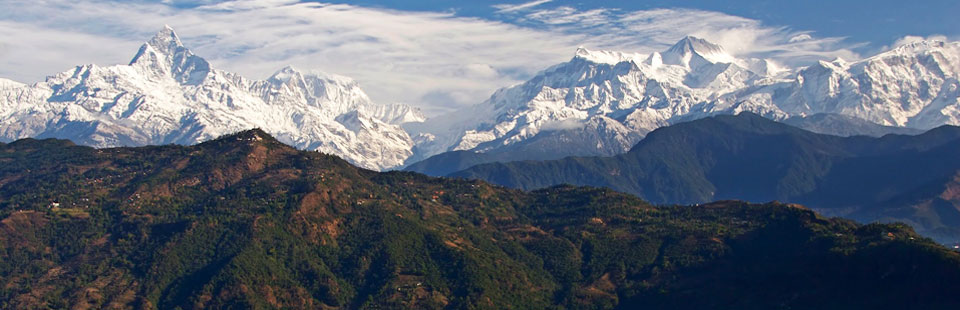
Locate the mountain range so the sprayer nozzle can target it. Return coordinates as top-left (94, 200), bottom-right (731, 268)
top-left (406, 36), bottom-right (960, 165)
top-left (0, 26), bottom-right (423, 170)
top-left (3, 27), bottom-right (960, 171)
top-left (2, 130), bottom-right (959, 308)
top-left (440, 113), bottom-right (960, 244)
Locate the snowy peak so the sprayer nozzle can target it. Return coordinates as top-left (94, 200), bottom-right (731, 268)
top-left (261, 65), bottom-right (375, 117)
top-left (666, 36), bottom-right (726, 55)
top-left (661, 36), bottom-right (737, 67)
top-left (570, 37), bottom-right (741, 69)
top-left (146, 25), bottom-right (184, 56)
top-left (263, 65), bottom-right (424, 125)
top-left (129, 25), bottom-right (186, 65)
top-left (573, 46), bottom-right (645, 65)
top-left (363, 103), bottom-right (426, 125)
top-left (267, 65), bottom-right (360, 90)
top-left (267, 65), bottom-right (303, 85)
top-left (864, 40), bottom-right (960, 77)
top-left (129, 25), bottom-right (211, 85)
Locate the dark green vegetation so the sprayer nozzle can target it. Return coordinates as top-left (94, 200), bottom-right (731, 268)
top-left (450, 113), bottom-right (960, 244)
top-left (404, 150), bottom-right (512, 177)
top-left (2, 130), bottom-right (960, 309)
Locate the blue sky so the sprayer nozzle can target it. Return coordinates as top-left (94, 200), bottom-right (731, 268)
top-left (0, 0), bottom-right (956, 115)
top-left (324, 0), bottom-right (960, 47)
top-left (319, 0), bottom-right (959, 54)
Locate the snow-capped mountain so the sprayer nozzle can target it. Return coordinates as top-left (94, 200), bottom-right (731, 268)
top-left (716, 40), bottom-right (960, 128)
top-left (0, 26), bottom-right (424, 170)
top-left (3, 28), bottom-right (958, 170)
top-left (411, 36), bottom-right (960, 162)
top-left (408, 36), bottom-right (778, 161)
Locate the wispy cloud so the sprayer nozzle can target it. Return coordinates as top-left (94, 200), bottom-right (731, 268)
top-left (507, 6), bottom-right (862, 63)
top-left (0, 0), bottom-right (581, 115)
top-left (0, 0), bottom-right (863, 116)
top-left (492, 0), bottom-right (553, 13)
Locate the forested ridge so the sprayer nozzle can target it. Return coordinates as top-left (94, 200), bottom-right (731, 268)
top-left (1, 129), bottom-right (959, 309)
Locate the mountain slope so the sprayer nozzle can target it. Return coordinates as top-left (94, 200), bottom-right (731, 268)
top-left (403, 150), bottom-right (507, 177)
top-left (405, 116), bottom-right (643, 176)
top-left (0, 26), bottom-right (424, 170)
top-left (452, 113), bottom-right (960, 243)
top-left (783, 113), bottom-right (925, 137)
top-left (2, 131), bottom-right (960, 309)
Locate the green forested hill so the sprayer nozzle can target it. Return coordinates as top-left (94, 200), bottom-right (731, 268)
top-left (1, 130), bottom-right (959, 309)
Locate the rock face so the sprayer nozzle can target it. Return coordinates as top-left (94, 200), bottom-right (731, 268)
top-left (410, 37), bottom-right (960, 163)
top-left (0, 26), bottom-right (424, 170)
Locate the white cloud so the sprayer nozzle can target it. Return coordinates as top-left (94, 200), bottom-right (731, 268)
top-left (492, 0), bottom-right (553, 13)
top-left (869, 34), bottom-right (958, 56)
top-left (513, 7), bottom-right (861, 64)
top-left (524, 7), bottom-right (612, 26)
top-left (457, 64), bottom-right (499, 79)
top-left (540, 118), bottom-right (585, 131)
top-left (0, 0), bottom-right (862, 116)
top-left (0, 20), bottom-right (142, 82)
top-left (789, 34), bottom-right (813, 43)
top-left (893, 34), bottom-right (949, 47)
top-left (0, 0), bottom-right (580, 116)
